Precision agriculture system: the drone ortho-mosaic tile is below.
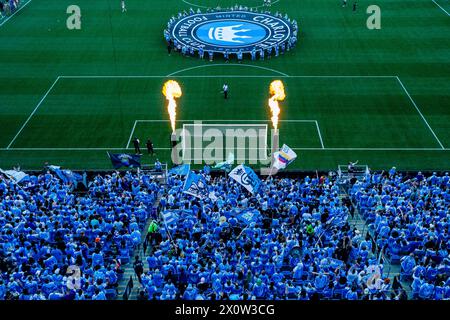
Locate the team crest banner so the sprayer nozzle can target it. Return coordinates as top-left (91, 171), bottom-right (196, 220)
top-left (170, 10), bottom-right (295, 54)
top-left (229, 164), bottom-right (262, 194)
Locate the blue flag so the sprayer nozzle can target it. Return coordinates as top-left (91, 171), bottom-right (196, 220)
top-left (229, 164), bottom-right (262, 194)
top-left (169, 164), bottom-right (190, 176)
top-left (234, 208), bottom-right (261, 226)
top-left (162, 210), bottom-right (180, 228)
top-left (203, 165), bottom-right (211, 175)
top-left (48, 165), bottom-right (83, 186)
top-left (183, 171), bottom-right (209, 199)
top-left (108, 153), bottom-right (141, 169)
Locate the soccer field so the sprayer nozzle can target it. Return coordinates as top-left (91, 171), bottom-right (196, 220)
top-left (0, 0), bottom-right (449, 171)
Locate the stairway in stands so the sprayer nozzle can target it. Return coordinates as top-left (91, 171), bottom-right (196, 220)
top-left (340, 188), bottom-right (413, 299)
top-left (116, 193), bottom-right (162, 300)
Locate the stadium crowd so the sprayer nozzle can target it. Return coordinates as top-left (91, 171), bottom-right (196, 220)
top-left (350, 170), bottom-right (450, 299)
top-left (139, 172), bottom-right (395, 300)
top-left (163, 6), bottom-right (299, 61)
top-left (1, 167), bottom-right (448, 300)
top-left (0, 169), bottom-right (160, 300)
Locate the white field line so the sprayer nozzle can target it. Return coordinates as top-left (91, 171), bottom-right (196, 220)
top-left (166, 64), bottom-right (290, 77)
top-left (432, 0), bottom-right (450, 16)
top-left (7, 76), bottom-right (61, 149)
top-left (315, 121), bottom-right (325, 149)
top-left (2, 147), bottom-right (447, 151)
top-left (59, 75), bottom-right (397, 79)
top-left (135, 119), bottom-right (318, 122)
top-left (396, 77), bottom-right (445, 149)
top-left (0, 0), bottom-right (32, 28)
top-left (126, 120), bottom-right (138, 149)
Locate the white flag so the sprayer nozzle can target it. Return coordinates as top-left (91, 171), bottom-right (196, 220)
top-left (273, 144), bottom-right (298, 170)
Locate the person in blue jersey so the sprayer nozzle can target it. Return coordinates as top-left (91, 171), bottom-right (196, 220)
top-left (251, 47), bottom-right (256, 61)
top-left (223, 50), bottom-right (229, 63)
top-left (237, 50), bottom-right (243, 63)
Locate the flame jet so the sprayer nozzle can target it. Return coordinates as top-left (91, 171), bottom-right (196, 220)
top-left (268, 80), bottom-right (286, 130)
top-left (162, 80), bottom-right (182, 133)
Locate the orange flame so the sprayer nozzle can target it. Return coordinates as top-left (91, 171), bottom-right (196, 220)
top-left (268, 80), bottom-right (285, 130)
top-left (162, 80), bottom-right (182, 133)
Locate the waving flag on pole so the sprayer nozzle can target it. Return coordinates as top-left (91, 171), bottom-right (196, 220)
top-left (183, 171), bottom-right (209, 199)
top-left (47, 165), bottom-right (84, 187)
top-left (108, 153), bottom-right (141, 169)
top-left (235, 208), bottom-right (261, 226)
top-left (273, 144), bottom-right (298, 170)
top-left (162, 210), bottom-right (180, 228)
top-left (229, 164), bottom-right (262, 194)
top-left (0, 169), bottom-right (29, 184)
top-left (213, 153), bottom-right (234, 172)
top-left (169, 164), bottom-right (190, 176)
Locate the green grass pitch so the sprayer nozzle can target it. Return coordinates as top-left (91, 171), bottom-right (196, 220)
top-left (0, 0), bottom-right (449, 171)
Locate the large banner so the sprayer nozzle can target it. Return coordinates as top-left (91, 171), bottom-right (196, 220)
top-left (108, 153), bottom-right (141, 169)
top-left (229, 164), bottom-right (261, 194)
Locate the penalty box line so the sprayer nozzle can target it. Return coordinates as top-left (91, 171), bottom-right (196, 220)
top-left (432, 0), bottom-right (450, 16)
top-left (127, 119), bottom-right (325, 150)
top-left (395, 77), bottom-right (445, 149)
top-left (6, 76), bottom-right (61, 149)
top-left (0, 0), bottom-right (33, 28)
top-left (10, 75), bottom-right (436, 151)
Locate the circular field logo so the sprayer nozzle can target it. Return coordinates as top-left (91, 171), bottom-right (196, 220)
top-left (170, 11), bottom-right (294, 53)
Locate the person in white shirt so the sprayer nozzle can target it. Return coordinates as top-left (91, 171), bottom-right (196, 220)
top-left (222, 83), bottom-right (229, 99)
top-left (121, 0), bottom-right (127, 13)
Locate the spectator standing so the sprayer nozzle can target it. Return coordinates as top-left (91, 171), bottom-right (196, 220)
top-left (133, 256), bottom-right (144, 284)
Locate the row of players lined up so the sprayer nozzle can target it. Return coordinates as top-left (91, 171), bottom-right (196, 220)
top-left (165, 38), bottom-right (297, 62)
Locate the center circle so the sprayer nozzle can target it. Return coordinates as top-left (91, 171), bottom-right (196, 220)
top-left (195, 21), bottom-right (267, 47)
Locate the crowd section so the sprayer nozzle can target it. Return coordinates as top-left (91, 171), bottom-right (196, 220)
top-left (0, 170), bottom-right (160, 300)
top-left (350, 170), bottom-right (450, 299)
top-left (140, 173), bottom-right (396, 300)
top-left (1, 169), bottom-right (448, 300)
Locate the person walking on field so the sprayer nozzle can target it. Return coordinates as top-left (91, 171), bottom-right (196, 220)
top-left (133, 137), bottom-right (141, 155)
top-left (146, 139), bottom-right (155, 156)
top-left (222, 83), bottom-right (229, 99)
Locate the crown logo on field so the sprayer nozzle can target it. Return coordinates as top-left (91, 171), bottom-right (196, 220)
top-left (208, 24), bottom-right (252, 43)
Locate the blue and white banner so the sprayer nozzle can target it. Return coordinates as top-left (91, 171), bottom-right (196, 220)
top-left (273, 144), bottom-right (298, 170)
top-left (235, 208), bottom-right (261, 225)
top-left (229, 164), bottom-right (261, 194)
top-left (162, 210), bottom-right (180, 228)
top-left (108, 153), bottom-right (141, 169)
top-left (0, 169), bottom-right (29, 184)
top-left (183, 171), bottom-right (209, 199)
top-left (170, 11), bottom-right (295, 54)
top-left (169, 164), bottom-right (190, 176)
